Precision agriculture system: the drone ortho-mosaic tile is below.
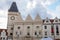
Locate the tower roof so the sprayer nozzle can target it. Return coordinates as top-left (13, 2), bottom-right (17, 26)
top-left (8, 2), bottom-right (19, 12)
top-left (25, 14), bottom-right (33, 22)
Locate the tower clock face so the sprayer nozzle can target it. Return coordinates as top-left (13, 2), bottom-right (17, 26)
top-left (11, 16), bottom-right (15, 20)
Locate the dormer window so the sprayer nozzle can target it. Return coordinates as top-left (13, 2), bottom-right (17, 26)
top-left (46, 20), bottom-right (48, 22)
top-left (35, 32), bottom-right (37, 35)
top-left (46, 17), bottom-right (49, 23)
top-left (55, 20), bottom-right (58, 22)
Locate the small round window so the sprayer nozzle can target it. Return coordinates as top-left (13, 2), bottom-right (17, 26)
top-left (18, 26), bottom-right (20, 29)
top-left (11, 16), bottom-right (15, 20)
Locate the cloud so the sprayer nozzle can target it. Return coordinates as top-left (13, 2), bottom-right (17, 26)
top-left (27, 0), bottom-right (36, 9)
top-left (47, 10), bottom-right (56, 19)
top-left (0, 0), bottom-right (59, 29)
top-left (54, 5), bottom-right (60, 18)
top-left (47, 5), bottom-right (60, 19)
top-left (0, 18), bottom-right (7, 29)
top-left (40, 0), bottom-right (57, 8)
top-left (0, 10), bottom-right (7, 18)
top-left (0, 10), bottom-right (7, 29)
top-left (56, 5), bottom-right (60, 12)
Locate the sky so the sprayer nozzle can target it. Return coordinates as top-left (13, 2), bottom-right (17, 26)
top-left (0, 0), bottom-right (60, 29)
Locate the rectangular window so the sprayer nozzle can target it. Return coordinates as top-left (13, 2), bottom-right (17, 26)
top-left (35, 32), bottom-right (37, 35)
top-left (56, 26), bottom-right (59, 35)
top-left (11, 28), bottom-right (13, 30)
top-left (10, 33), bottom-right (13, 35)
top-left (27, 32), bottom-right (30, 35)
top-left (51, 25), bottom-right (54, 35)
top-left (45, 32), bottom-right (47, 35)
top-left (44, 26), bottom-right (47, 29)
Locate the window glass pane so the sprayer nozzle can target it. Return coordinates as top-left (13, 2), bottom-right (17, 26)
top-left (11, 28), bottom-right (13, 30)
top-left (44, 26), bottom-right (47, 29)
top-left (55, 20), bottom-right (58, 22)
top-left (27, 32), bottom-right (30, 35)
top-left (27, 26), bottom-right (30, 29)
top-left (18, 26), bottom-right (20, 29)
top-left (36, 26), bottom-right (39, 28)
top-left (35, 32), bottom-right (37, 35)
top-left (45, 32), bottom-right (47, 35)
top-left (56, 26), bottom-right (59, 35)
top-left (46, 20), bottom-right (48, 22)
top-left (51, 25), bottom-right (54, 35)
top-left (10, 33), bottom-right (13, 35)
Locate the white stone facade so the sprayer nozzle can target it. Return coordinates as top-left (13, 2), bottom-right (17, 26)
top-left (7, 2), bottom-right (60, 40)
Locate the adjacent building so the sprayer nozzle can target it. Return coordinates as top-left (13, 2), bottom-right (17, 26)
top-left (0, 29), bottom-right (7, 40)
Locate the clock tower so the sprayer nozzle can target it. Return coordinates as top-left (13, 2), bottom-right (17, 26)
top-left (7, 2), bottom-right (23, 39)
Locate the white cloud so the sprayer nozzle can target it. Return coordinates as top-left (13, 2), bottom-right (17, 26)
top-left (0, 10), bottom-right (7, 29)
top-left (27, 0), bottom-right (36, 10)
top-left (0, 0), bottom-right (58, 29)
top-left (0, 10), bottom-right (7, 18)
top-left (47, 10), bottom-right (56, 19)
top-left (56, 5), bottom-right (60, 12)
top-left (40, 0), bottom-right (57, 8)
top-left (47, 5), bottom-right (60, 19)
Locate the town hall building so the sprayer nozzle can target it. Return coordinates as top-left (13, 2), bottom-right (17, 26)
top-left (1, 2), bottom-right (60, 40)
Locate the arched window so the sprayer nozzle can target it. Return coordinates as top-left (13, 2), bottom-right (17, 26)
top-left (11, 27), bottom-right (13, 30)
top-left (27, 26), bottom-right (30, 29)
top-left (35, 31), bottom-right (37, 35)
top-left (18, 26), bottom-right (20, 29)
top-left (10, 33), bottom-right (13, 35)
top-left (55, 20), bottom-right (58, 22)
top-left (36, 26), bottom-right (39, 28)
top-left (27, 32), bottom-right (30, 35)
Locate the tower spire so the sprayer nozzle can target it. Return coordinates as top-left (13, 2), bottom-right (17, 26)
top-left (8, 2), bottom-right (19, 12)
